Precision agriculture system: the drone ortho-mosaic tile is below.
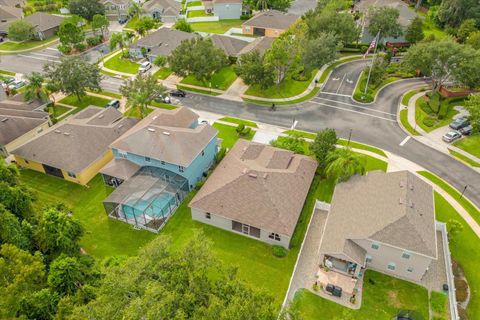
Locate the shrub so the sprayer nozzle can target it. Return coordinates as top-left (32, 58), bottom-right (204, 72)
top-left (240, 13), bottom-right (252, 20)
top-left (86, 36), bottom-right (101, 47)
top-left (57, 44), bottom-right (72, 54)
top-left (195, 179), bottom-right (205, 190)
top-left (153, 55), bottom-right (166, 67)
top-left (422, 117), bottom-right (436, 127)
top-left (270, 135), bottom-right (306, 154)
top-left (428, 91), bottom-right (441, 113)
top-left (74, 42), bottom-right (86, 52)
top-left (215, 147), bottom-right (227, 163)
top-left (272, 245), bottom-right (287, 258)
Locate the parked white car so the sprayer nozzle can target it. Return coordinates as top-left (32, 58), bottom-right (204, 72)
top-left (138, 61), bottom-right (152, 73)
top-left (442, 131), bottom-right (462, 143)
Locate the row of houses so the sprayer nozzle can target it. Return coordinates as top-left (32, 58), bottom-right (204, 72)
top-left (0, 11), bottom-right (65, 40)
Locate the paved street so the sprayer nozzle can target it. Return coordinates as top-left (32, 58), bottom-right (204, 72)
top-left (288, 0), bottom-right (317, 15)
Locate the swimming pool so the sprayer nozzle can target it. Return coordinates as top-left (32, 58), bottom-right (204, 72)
top-left (122, 192), bottom-right (178, 220)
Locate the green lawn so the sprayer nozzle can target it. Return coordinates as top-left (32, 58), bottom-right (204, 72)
top-left (86, 89), bottom-right (122, 99)
top-left (212, 122), bottom-right (255, 149)
top-left (415, 95), bottom-right (463, 132)
top-left (153, 67), bottom-right (173, 80)
top-left (245, 71), bottom-right (316, 99)
top-left (180, 66), bottom-right (237, 91)
top-left (295, 270), bottom-right (429, 319)
top-left (0, 69), bottom-right (15, 76)
top-left (417, 11), bottom-right (447, 39)
top-left (453, 135), bottom-right (480, 159)
top-left (353, 71), bottom-right (401, 103)
top-left (58, 94), bottom-right (111, 111)
top-left (0, 36), bottom-right (58, 51)
top-left (48, 104), bottom-right (71, 118)
top-left (448, 149), bottom-right (480, 167)
top-left (187, 9), bottom-right (213, 18)
top-left (399, 109), bottom-right (421, 136)
top-left (401, 89), bottom-right (421, 106)
top-left (125, 16), bottom-right (139, 29)
top-left (219, 116), bottom-right (258, 128)
top-left (187, 1), bottom-right (202, 6)
top-left (104, 52), bottom-right (140, 74)
top-left (430, 291), bottom-right (448, 319)
top-left (190, 19), bottom-right (243, 34)
top-left (243, 87), bottom-right (320, 105)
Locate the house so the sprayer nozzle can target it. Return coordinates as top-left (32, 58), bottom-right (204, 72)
top-left (242, 10), bottom-right (299, 37)
top-left (0, 5), bottom-right (23, 23)
top-left (142, 0), bottom-right (181, 23)
top-left (12, 107), bottom-right (137, 185)
top-left (0, 96), bottom-right (50, 157)
top-left (129, 27), bottom-right (196, 60)
top-left (0, 0), bottom-right (25, 7)
top-left (210, 34), bottom-right (248, 58)
top-left (101, 107), bottom-right (219, 232)
top-left (101, 0), bottom-right (132, 20)
top-left (0, 12), bottom-right (65, 39)
top-left (189, 139), bottom-right (318, 248)
top-left (237, 36), bottom-right (274, 55)
top-left (318, 170), bottom-right (437, 284)
top-left (204, 0), bottom-right (242, 20)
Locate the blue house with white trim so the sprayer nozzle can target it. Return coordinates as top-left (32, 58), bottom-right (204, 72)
top-left (101, 107), bottom-right (218, 232)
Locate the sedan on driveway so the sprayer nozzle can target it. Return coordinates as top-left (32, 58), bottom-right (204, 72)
top-left (8, 80), bottom-right (26, 90)
top-left (442, 131), bottom-right (462, 143)
top-left (459, 125), bottom-right (473, 136)
top-left (449, 117), bottom-right (470, 130)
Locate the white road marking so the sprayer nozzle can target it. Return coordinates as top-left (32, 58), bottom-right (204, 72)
top-left (314, 96), bottom-right (397, 116)
top-left (346, 79), bottom-right (353, 84)
top-left (332, 77), bottom-right (339, 81)
top-left (28, 52), bottom-right (60, 59)
top-left (318, 92), bottom-right (351, 97)
top-left (399, 136), bottom-right (411, 146)
top-left (309, 100), bottom-right (396, 122)
top-left (336, 73), bottom-right (347, 94)
top-left (45, 47), bottom-right (59, 52)
top-left (18, 54), bottom-right (59, 63)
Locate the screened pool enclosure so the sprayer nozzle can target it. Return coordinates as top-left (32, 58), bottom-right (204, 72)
top-left (103, 166), bottom-right (189, 232)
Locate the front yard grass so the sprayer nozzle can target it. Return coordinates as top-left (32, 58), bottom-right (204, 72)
top-left (187, 9), bottom-right (213, 18)
top-left (399, 109), bottom-right (421, 136)
top-left (245, 71), bottom-right (316, 99)
top-left (190, 19), bottom-right (243, 34)
top-left (58, 94), bottom-right (111, 111)
top-left (86, 89), bottom-right (122, 99)
top-left (48, 104), bottom-right (71, 118)
top-left (212, 122), bottom-right (255, 149)
top-left (0, 36), bottom-right (58, 51)
top-left (219, 116), bottom-right (258, 128)
top-left (430, 291), bottom-right (448, 319)
top-left (153, 67), bottom-right (173, 80)
top-left (180, 66), bottom-right (237, 91)
top-left (104, 51), bottom-right (140, 75)
top-left (295, 270), bottom-right (429, 319)
top-left (453, 134), bottom-right (480, 159)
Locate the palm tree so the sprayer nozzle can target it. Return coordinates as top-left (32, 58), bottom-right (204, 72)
top-left (109, 32), bottom-right (132, 55)
top-left (23, 72), bottom-right (48, 102)
top-left (256, 0), bottom-right (269, 11)
top-left (325, 147), bottom-right (366, 183)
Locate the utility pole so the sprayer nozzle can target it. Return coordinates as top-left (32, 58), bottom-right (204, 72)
top-left (364, 31), bottom-right (381, 97)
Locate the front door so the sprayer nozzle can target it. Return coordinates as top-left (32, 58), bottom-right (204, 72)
top-left (42, 164), bottom-right (64, 179)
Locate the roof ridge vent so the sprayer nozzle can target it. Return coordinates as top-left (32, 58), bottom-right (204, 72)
top-left (399, 198), bottom-right (403, 205)
top-left (263, 173), bottom-right (268, 179)
top-left (118, 124), bottom-right (124, 129)
top-left (152, 116), bottom-right (158, 120)
top-left (162, 131), bottom-right (170, 136)
top-left (148, 128), bottom-right (156, 132)
top-left (242, 168), bottom-right (248, 174)
top-left (248, 172), bottom-right (257, 178)
top-left (399, 180), bottom-right (404, 188)
top-left (98, 114), bottom-right (104, 119)
top-left (63, 132), bottom-right (70, 136)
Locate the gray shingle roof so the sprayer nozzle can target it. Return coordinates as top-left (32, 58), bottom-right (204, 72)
top-left (211, 34), bottom-right (249, 57)
top-left (142, 0), bottom-right (181, 15)
top-left (130, 27), bottom-right (196, 57)
top-left (26, 12), bottom-right (64, 32)
top-left (0, 5), bottom-right (22, 21)
top-left (319, 170), bottom-right (437, 263)
top-left (12, 107), bottom-right (137, 173)
top-left (238, 36), bottom-right (274, 55)
top-left (189, 139), bottom-right (318, 236)
top-left (110, 107), bottom-right (217, 167)
top-left (242, 10), bottom-right (299, 30)
top-left (100, 158), bottom-right (140, 180)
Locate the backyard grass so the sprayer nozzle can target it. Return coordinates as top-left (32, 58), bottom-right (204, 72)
top-left (448, 149), bottom-right (480, 167)
top-left (295, 270), bottom-right (429, 319)
top-left (0, 36), bottom-right (58, 51)
top-left (176, 84), bottom-right (221, 96)
top-left (453, 135), bottom-right (480, 159)
top-left (48, 104), bottom-right (72, 118)
top-left (190, 19), bottom-right (243, 34)
top-left (212, 122), bottom-right (255, 149)
top-left (153, 67), bottom-right (173, 80)
top-left (187, 9), bottom-right (213, 18)
top-left (58, 94), bottom-right (111, 111)
top-left (104, 51), bottom-right (140, 75)
top-left (180, 66), bottom-right (237, 91)
top-left (399, 109), bottom-right (421, 136)
top-left (219, 116), bottom-right (258, 128)
top-left (242, 87), bottom-right (320, 105)
top-left (245, 71), bottom-right (316, 99)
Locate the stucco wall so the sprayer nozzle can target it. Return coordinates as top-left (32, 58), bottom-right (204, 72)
top-left (355, 239), bottom-right (435, 282)
top-left (213, 3), bottom-right (241, 20)
top-left (68, 150), bottom-right (114, 185)
top-left (191, 208), bottom-right (291, 248)
top-left (14, 156), bottom-right (45, 173)
top-left (242, 25), bottom-right (285, 38)
top-left (3, 121), bottom-right (50, 156)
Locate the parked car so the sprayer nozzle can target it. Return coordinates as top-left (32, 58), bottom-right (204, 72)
top-left (459, 125), bottom-right (473, 136)
top-left (138, 61), bottom-right (152, 73)
top-left (155, 95), bottom-right (171, 104)
top-left (169, 89), bottom-right (186, 97)
top-left (449, 117), bottom-right (470, 130)
top-left (8, 80), bottom-right (26, 90)
top-left (106, 99), bottom-right (120, 109)
top-left (0, 77), bottom-right (14, 88)
top-left (118, 17), bottom-right (128, 24)
top-left (442, 131), bottom-right (462, 143)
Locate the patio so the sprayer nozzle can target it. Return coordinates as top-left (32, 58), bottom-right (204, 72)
top-left (314, 267), bottom-right (364, 309)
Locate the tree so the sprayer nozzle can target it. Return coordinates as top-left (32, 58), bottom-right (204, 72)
top-left (91, 14), bottom-right (109, 38)
top-left (48, 255), bottom-right (97, 296)
top-left (447, 219), bottom-right (463, 239)
top-left (128, 1), bottom-right (143, 17)
top-left (69, 233), bottom-right (279, 319)
top-left (68, 0), bottom-right (105, 21)
top-left (268, 0), bottom-right (292, 12)
top-left (58, 21), bottom-right (85, 47)
top-left (450, 46), bottom-right (480, 89)
top-left (168, 38), bottom-right (228, 83)
top-left (437, 0), bottom-right (480, 27)
top-left (466, 31), bottom-right (480, 49)
top-left (309, 128), bottom-right (337, 174)
top-left (0, 244), bottom-right (46, 318)
top-left (0, 205), bottom-right (31, 250)
top-left (109, 32), bottom-right (133, 54)
top-left (367, 7), bottom-right (403, 41)
top-left (405, 17), bottom-right (424, 44)
top-left (24, 72), bottom-right (48, 102)
top-left (7, 20), bottom-right (33, 41)
top-left (265, 34), bottom-right (302, 84)
top-left (464, 94), bottom-right (480, 134)
top-left (153, 55), bottom-right (167, 67)
top-left (457, 18), bottom-right (478, 43)
top-left (43, 56), bottom-right (102, 101)
top-left (18, 288), bottom-right (59, 320)
top-left (120, 73), bottom-right (167, 119)
top-left (234, 50), bottom-right (274, 89)
top-left (367, 56), bottom-right (388, 86)
top-left (35, 206), bottom-right (84, 257)
top-left (325, 147), bottom-right (366, 182)
top-left (133, 16), bottom-right (156, 36)
top-left (305, 10), bottom-right (359, 44)
top-left (173, 18), bottom-right (193, 33)
top-left (302, 32), bottom-right (339, 74)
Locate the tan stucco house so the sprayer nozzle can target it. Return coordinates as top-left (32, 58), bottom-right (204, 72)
top-left (242, 10), bottom-right (299, 38)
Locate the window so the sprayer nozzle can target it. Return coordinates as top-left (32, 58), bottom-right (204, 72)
top-left (407, 267), bottom-right (414, 273)
top-left (67, 171), bottom-right (76, 178)
top-left (145, 157), bottom-right (151, 162)
top-left (402, 252), bottom-right (411, 259)
top-left (118, 150), bottom-right (127, 158)
top-left (205, 212), bottom-right (211, 219)
top-left (245, 26), bottom-right (251, 32)
top-left (268, 233), bottom-right (281, 241)
top-left (365, 255), bottom-right (373, 263)
top-left (201, 150), bottom-right (205, 156)
top-left (387, 262), bottom-right (396, 271)
top-left (178, 166), bottom-right (184, 173)
top-left (371, 243), bottom-right (380, 250)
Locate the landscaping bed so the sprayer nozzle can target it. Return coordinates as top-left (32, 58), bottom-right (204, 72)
top-left (190, 19), bottom-right (243, 34)
top-left (415, 93), bottom-right (464, 132)
top-left (104, 51), bottom-right (140, 74)
top-left (180, 66), bottom-right (237, 91)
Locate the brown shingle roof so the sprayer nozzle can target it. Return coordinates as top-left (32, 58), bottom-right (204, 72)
top-left (12, 107), bottom-right (137, 173)
top-left (130, 27), bottom-right (196, 56)
top-left (242, 10), bottom-right (299, 30)
top-left (211, 34), bottom-right (249, 57)
top-left (110, 107), bottom-right (217, 167)
top-left (100, 158), bottom-right (140, 180)
top-left (238, 36), bottom-right (274, 55)
top-left (319, 171), bottom-right (437, 263)
top-left (189, 139), bottom-right (318, 236)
